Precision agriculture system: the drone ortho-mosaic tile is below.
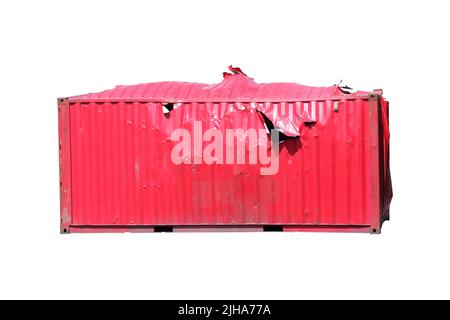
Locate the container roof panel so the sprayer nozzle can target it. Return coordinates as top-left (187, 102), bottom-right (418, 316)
top-left (68, 66), bottom-right (368, 102)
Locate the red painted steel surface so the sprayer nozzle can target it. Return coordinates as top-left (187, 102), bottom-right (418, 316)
top-left (70, 72), bottom-right (344, 102)
top-left (58, 66), bottom-right (392, 233)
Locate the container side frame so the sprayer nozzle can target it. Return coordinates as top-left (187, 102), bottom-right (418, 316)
top-left (58, 98), bottom-right (72, 233)
top-left (368, 94), bottom-right (381, 233)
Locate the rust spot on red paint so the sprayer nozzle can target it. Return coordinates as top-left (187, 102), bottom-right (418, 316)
top-left (61, 208), bottom-right (71, 224)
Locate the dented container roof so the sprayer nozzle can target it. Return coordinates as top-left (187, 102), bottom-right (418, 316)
top-left (68, 66), bottom-right (369, 102)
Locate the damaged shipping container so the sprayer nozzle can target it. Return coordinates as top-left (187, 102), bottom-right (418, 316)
top-left (58, 66), bottom-right (392, 233)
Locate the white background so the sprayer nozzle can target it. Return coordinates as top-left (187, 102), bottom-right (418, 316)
top-left (0, 0), bottom-right (449, 299)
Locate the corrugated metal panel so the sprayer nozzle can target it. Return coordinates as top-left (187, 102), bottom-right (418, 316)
top-left (69, 66), bottom-right (357, 102)
top-left (59, 67), bottom-right (391, 233)
top-left (379, 98), bottom-right (392, 222)
top-left (65, 99), bottom-right (384, 230)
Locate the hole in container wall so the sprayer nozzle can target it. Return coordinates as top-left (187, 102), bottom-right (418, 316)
top-left (162, 103), bottom-right (174, 114)
top-left (257, 111), bottom-right (299, 143)
top-left (63, 228), bottom-right (68, 233)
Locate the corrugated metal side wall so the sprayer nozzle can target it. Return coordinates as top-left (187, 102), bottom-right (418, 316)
top-left (67, 98), bottom-right (380, 229)
top-left (379, 98), bottom-right (392, 223)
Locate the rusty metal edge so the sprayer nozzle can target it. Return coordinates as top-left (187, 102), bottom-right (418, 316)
top-left (58, 97), bottom-right (72, 234)
top-left (69, 224), bottom-right (373, 233)
top-left (368, 93), bottom-right (381, 234)
top-left (66, 94), bottom-right (374, 104)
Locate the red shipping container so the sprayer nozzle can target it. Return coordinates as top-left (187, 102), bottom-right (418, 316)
top-left (58, 66), bottom-right (392, 233)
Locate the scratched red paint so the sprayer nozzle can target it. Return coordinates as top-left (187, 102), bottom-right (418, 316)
top-left (58, 66), bottom-right (392, 233)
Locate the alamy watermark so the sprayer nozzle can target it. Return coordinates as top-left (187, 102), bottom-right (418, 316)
top-left (170, 121), bottom-right (280, 175)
